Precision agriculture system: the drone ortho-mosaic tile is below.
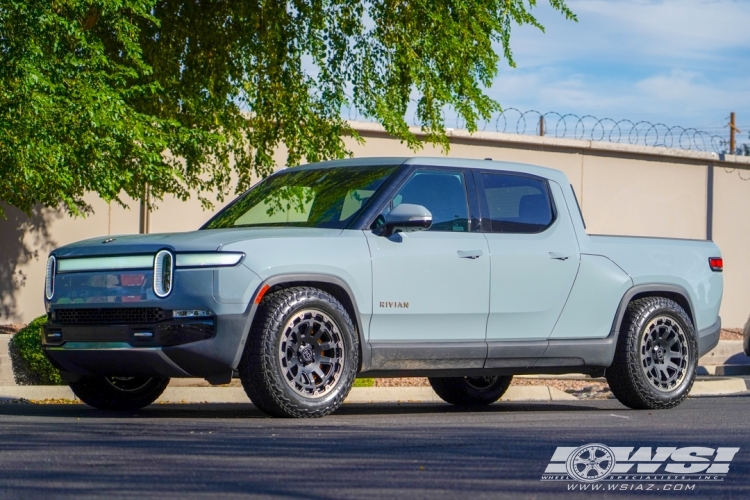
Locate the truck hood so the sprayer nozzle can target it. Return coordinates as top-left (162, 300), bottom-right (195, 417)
top-left (53, 227), bottom-right (345, 258)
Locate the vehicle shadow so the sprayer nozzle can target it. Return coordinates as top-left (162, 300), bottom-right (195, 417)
top-left (0, 399), bottom-right (615, 419)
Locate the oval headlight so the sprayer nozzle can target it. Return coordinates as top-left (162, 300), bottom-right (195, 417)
top-left (153, 250), bottom-right (173, 298)
top-left (45, 255), bottom-right (56, 300)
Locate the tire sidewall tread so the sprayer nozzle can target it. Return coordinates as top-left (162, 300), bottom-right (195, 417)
top-left (69, 377), bottom-right (169, 411)
top-left (239, 286), bottom-right (359, 418)
top-left (606, 297), bottom-right (698, 410)
top-left (428, 376), bottom-right (513, 406)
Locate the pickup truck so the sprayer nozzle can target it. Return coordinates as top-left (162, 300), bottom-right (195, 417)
top-left (41, 157), bottom-right (723, 418)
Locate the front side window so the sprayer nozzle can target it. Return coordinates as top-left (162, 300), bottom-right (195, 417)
top-left (481, 173), bottom-right (554, 233)
top-left (203, 165), bottom-right (397, 229)
top-left (376, 169), bottom-right (469, 232)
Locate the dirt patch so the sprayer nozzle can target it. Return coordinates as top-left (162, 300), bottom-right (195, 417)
top-left (512, 377), bottom-right (612, 399)
top-left (721, 328), bottom-right (744, 341)
top-left (370, 376), bottom-right (611, 399)
top-left (373, 377), bottom-right (429, 387)
top-left (0, 324), bottom-right (24, 335)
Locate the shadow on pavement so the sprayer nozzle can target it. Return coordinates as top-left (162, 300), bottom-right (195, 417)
top-left (0, 400), bottom-right (611, 419)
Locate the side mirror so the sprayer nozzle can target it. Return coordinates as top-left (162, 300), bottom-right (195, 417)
top-left (378, 204), bottom-right (432, 236)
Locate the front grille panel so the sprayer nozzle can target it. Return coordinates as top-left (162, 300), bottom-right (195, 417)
top-left (55, 307), bottom-right (169, 325)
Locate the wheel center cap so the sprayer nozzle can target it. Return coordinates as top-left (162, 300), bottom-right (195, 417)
top-left (654, 346), bottom-right (665, 363)
top-left (298, 344), bottom-right (315, 365)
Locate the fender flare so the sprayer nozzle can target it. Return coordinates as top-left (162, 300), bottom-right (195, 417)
top-left (232, 273), bottom-right (371, 372)
top-left (610, 283), bottom-right (697, 337)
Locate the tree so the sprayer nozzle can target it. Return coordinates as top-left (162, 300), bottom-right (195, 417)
top-left (0, 0), bottom-right (576, 216)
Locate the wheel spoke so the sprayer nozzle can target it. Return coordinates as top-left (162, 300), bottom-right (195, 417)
top-left (665, 360), bottom-right (681, 372)
top-left (312, 325), bottom-right (326, 340)
top-left (278, 309), bottom-right (345, 398)
top-left (640, 315), bottom-right (690, 392)
top-left (318, 341), bottom-right (336, 351)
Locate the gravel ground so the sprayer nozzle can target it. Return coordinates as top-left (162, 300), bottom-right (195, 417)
top-left (512, 377), bottom-right (612, 399)
top-left (722, 328), bottom-right (744, 340)
top-left (373, 376), bottom-right (612, 399)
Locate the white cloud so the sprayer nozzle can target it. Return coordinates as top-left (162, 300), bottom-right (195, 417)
top-left (510, 0), bottom-right (750, 67)
top-left (481, 0), bottom-right (750, 132)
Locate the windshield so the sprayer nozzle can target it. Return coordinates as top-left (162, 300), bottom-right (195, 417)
top-left (203, 165), bottom-right (398, 229)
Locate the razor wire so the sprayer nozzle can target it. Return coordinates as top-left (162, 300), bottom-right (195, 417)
top-left (344, 102), bottom-right (732, 153)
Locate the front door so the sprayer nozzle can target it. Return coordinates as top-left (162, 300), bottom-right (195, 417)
top-left (366, 168), bottom-right (490, 369)
top-left (476, 171), bottom-right (580, 342)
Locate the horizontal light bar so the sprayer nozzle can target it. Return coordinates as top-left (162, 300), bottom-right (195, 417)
top-left (57, 255), bottom-right (154, 273)
top-left (173, 309), bottom-right (213, 318)
top-left (175, 253), bottom-right (244, 268)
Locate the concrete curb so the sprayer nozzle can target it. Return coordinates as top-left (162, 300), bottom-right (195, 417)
top-left (699, 340), bottom-right (749, 366)
top-left (0, 335), bottom-right (15, 386)
top-left (0, 379), bottom-right (746, 404)
top-left (689, 378), bottom-right (749, 396)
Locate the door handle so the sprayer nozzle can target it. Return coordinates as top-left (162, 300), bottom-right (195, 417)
top-left (549, 252), bottom-right (571, 261)
top-left (457, 250), bottom-right (483, 259)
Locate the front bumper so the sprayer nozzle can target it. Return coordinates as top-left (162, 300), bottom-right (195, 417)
top-left (43, 311), bottom-right (254, 379)
top-left (43, 261), bottom-right (262, 380)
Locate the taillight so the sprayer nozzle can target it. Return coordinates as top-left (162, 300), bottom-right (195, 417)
top-left (709, 257), bottom-right (723, 272)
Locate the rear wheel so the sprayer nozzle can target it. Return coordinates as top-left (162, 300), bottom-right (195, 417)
top-left (428, 375), bottom-right (513, 406)
top-left (69, 376), bottom-right (169, 410)
top-left (606, 297), bottom-right (697, 410)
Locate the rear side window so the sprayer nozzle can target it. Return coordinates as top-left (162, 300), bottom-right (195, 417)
top-left (480, 173), bottom-right (555, 233)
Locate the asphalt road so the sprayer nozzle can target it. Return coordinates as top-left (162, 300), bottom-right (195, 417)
top-left (1, 396), bottom-right (749, 499)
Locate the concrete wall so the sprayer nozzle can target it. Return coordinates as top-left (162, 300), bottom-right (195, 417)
top-left (2, 122), bottom-right (749, 328)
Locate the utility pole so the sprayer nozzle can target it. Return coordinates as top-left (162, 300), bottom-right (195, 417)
top-left (729, 112), bottom-right (741, 154)
top-left (539, 115), bottom-right (545, 137)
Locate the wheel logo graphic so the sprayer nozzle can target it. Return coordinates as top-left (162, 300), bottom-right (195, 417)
top-left (566, 444), bottom-right (616, 482)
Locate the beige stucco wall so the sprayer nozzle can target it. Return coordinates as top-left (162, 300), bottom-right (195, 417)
top-left (580, 155), bottom-right (707, 239)
top-left (713, 167), bottom-right (750, 330)
top-left (2, 124), bottom-right (749, 328)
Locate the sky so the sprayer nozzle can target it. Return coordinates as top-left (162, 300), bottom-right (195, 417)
top-left (484, 0), bottom-right (750, 141)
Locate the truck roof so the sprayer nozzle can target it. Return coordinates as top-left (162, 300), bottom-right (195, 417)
top-left (293, 156), bottom-right (570, 184)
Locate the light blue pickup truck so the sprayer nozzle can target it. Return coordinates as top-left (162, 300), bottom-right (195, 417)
top-left (42, 157), bottom-right (723, 417)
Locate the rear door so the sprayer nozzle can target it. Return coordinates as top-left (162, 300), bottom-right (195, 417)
top-left (476, 171), bottom-right (580, 346)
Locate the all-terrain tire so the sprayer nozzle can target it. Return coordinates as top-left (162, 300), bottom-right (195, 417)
top-left (69, 376), bottom-right (169, 410)
top-left (428, 376), bottom-right (513, 406)
top-left (606, 297), bottom-right (698, 410)
top-left (239, 287), bottom-right (359, 418)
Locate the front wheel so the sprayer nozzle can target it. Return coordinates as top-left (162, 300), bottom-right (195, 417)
top-left (69, 376), bottom-right (170, 410)
top-left (606, 297), bottom-right (698, 410)
top-left (239, 287), bottom-right (359, 418)
top-left (428, 375), bottom-right (513, 406)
